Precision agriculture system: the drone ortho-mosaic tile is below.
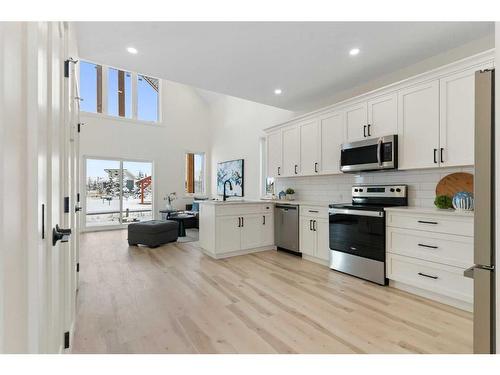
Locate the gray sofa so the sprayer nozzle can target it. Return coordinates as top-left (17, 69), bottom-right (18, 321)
top-left (128, 220), bottom-right (178, 248)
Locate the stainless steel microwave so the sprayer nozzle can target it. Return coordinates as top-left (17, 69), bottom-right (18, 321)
top-left (340, 135), bottom-right (398, 173)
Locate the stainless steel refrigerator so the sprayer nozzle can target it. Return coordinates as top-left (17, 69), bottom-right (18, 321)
top-left (465, 68), bottom-right (496, 354)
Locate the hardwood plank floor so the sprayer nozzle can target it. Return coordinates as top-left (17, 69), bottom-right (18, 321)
top-left (71, 229), bottom-right (472, 354)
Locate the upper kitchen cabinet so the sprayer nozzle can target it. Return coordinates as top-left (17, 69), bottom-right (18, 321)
top-left (398, 80), bottom-right (440, 170)
top-left (282, 125), bottom-right (300, 176)
top-left (267, 130), bottom-right (282, 178)
top-left (320, 111), bottom-right (344, 174)
top-left (345, 102), bottom-right (368, 142)
top-left (367, 92), bottom-right (398, 138)
top-left (439, 63), bottom-right (492, 167)
top-left (299, 119), bottom-right (320, 175)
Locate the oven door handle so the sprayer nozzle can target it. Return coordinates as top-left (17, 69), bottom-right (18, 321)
top-left (377, 137), bottom-right (383, 167)
top-left (329, 208), bottom-right (384, 217)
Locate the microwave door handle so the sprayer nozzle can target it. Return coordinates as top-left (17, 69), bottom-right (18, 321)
top-left (377, 138), bottom-right (383, 167)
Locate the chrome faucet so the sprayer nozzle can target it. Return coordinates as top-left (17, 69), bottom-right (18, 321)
top-left (223, 179), bottom-right (233, 201)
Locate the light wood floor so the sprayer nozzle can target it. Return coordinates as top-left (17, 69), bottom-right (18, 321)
top-left (71, 230), bottom-right (473, 354)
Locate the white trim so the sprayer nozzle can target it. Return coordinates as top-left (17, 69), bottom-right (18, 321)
top-left (80, 111), bottom-right (164, 127)
top-left (201, 245), bottom-right (277, 259)
top-left (264, 49), bottom-right (495, 132)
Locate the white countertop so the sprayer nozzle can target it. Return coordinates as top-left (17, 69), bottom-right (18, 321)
top-left (384, 206), bottom-right (475, 218)
top-left (198, 199), bottom-right (329, 207)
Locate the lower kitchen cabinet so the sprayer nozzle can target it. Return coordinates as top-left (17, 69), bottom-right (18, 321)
top-left (385, 207), bottom-right (474, 311)
top-left (199, 202), bottom-right (275, 259)
top-left (299, 206), bottom-right (330, 264)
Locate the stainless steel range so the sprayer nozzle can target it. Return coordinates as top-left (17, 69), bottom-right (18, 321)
top-left (328, 184), bottom-right (408, 285)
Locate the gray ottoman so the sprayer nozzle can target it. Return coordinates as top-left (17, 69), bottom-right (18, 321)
top-left (128, 220), bottom-right (179, 248)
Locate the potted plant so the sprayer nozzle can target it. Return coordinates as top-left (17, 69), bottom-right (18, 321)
top-left (285, 188), bottom-right (295, 201)
top-left (434, 195), bottom-right (453, 210)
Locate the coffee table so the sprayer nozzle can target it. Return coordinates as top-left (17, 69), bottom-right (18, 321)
top-left (168, 213), bottom-right (196, 237)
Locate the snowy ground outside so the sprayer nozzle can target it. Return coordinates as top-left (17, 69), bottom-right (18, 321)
top-left (86, 197), bottom-right (152, 226)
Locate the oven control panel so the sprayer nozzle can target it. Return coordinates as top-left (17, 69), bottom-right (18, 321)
top-left (352, 185), bottom-right (407, 198)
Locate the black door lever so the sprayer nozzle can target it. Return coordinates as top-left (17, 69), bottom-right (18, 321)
top-left (53, 224), bottom-right (72, 246)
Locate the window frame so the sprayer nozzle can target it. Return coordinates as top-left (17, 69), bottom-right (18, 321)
top-left (184, 151), bottom-right (207, 198)
top-left (78, 59), bottom-right (161, 124)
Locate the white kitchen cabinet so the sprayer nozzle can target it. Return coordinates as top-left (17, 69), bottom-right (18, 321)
top-left (319, 111), bottom-right (344, 174)
top-left (261, 213), bottom-right (274, 247)
top-left (240, 214), bottom-right (264, 250)
top-left (345, 102), bottom-right (368, 142)
top-left (367, 92), bottom-right (398, 138)
top-left (439, 65), bottom-right (491, 167)
top-left (282, 126), bottom-right (300, 176)
top-left (299, 119), bottom-right (320, 175)
top-left (299, 206), bottom-right (330, 264)
top-left (398, 80), bottom-right (440, 170)
top-left (216, 216), bottom-right (241, 253)
top-left (200, 202), bottom-right (275, 259)
top-left (299, 217), bottom-right (316, 256)
top-left (267, 130), bottom-right (282, 177)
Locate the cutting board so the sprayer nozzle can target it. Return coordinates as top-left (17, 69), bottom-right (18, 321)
top-left (435, 172), bottom-right (474, 197)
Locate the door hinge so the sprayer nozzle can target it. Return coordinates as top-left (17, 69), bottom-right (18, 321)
top-left (64, 331), bottom-right (70, 349)
top-left (76, 263), bottom-right (80, 273)
top-left (77, 193), bottom-right (80, 203)
top-left (64, 197), bottom-right (70, 213)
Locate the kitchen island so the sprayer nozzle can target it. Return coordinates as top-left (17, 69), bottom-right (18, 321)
top-left (198, 200), bottom-right (275, 259)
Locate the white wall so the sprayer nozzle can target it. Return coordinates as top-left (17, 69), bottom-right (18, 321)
top-left (205, 93), bottom-right (295, 199)
top-left (80, 79), bottom-right (212, 220)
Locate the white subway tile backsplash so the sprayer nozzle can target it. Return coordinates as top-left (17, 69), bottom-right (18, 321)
top-left (275, 167), bottom-right (473, 206)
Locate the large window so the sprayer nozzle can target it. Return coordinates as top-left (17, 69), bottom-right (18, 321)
top-left (138, 75), bottom-right (159, 122)
top-left (79, 60), bottom-right (160, 122)
top-left (79, 61), bottom-right (102, 113)
top-left (85, 158), bottom-right (153, 228)
top-left (108, 68), bottom-right (132, 118)
top-left (185, 153), bottom-right (205, 195)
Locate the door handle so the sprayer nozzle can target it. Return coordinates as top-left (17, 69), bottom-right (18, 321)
top-left (309, 220), bottom-right (313, 231)
top-left (363, 125), bottom-right (367, 137)
top-left (241, 217), bottom-right (244, 227)
top-left (417, 272), bottom-right (438, 280)
top-left (313, 220), bottom-right (317, 231)
top-left (52, 224), bottom-right (71, 246)
top-left (277, 166), bottom-right (280, 176)
top-left (314, 162), bottom-right (318, 173)
top-left (238, 217), bottom-right (241, 227)
top-left (263, 215), bottom-right (265, 225)
top-left (367, 124), bottom-right (371, 137)
top-left (418, 220), bottom-right (438, 225)
top-left (440, 147), bottom-right (444, 163)
top-left (75, 205), bottom-right (82, 212)
top-left (377, 137), bottom-right (383, 167)
top-left (433, 148), bottom-right (438, 164)
top-left (294, 164), bottom-right (298, 174)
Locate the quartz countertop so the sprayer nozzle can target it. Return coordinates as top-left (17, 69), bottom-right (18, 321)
top-left (384, 206), bottom-right (474, 218)
top-left (198, 199), bottom-right (330, 207)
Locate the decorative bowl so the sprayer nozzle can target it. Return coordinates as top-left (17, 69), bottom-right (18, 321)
top-left (452, 191), bottom-right (474, 211)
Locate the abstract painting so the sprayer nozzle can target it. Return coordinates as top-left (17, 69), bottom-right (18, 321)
top-left (217, 159), bottom-right (244, 197)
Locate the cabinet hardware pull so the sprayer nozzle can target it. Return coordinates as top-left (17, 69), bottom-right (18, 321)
top-left (313, 220), bottom-right (317, 231)
top-left (263, 215), bottom-right (266, 225)
top-left (418, 272), bottom-right (438, 280)
top-left (418, 243), bottom-right (438, 249)
top-left (418, 220), bottom-right (438, 225)
top-left (238, 217), bottom-right (241, 227)
top-left (294, 164), bottom-right (298, 174)
top-left (241, 217), bottom-right (244, 227)
top-left (308, 210), bottom-right (319, 213)
top-left (363, 125), bottom-right (367, 137)
top-left (367, 124), bottom-right (371, 137)
top-left (440, 147), bottom-right (444, 163)
top-left (314, 162), bottom-right (318, 173)
top-left (433, 148), bottom-right (438, 164)
top-left (277, 166), bottom-right (280, 176)
top-left (309, 220), bottom-right (313, 231)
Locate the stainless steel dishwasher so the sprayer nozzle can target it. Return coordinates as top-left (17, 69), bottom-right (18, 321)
top-left (274, 203), bottom-right (300, 254)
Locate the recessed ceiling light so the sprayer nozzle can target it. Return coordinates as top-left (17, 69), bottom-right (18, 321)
top-left (349, 48), bottom-right (360, 56)
top-left (127, 47), bottom-right (138, 54)
top-left (274, 88), bottom-right (282, 95)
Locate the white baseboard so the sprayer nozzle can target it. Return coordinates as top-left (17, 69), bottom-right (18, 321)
top-left (302, 254), bottom-right (329, 267)
top-left (202, 245), bottom-right (276, 259)
top-left (389, 280), bottom-right (473, 312)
